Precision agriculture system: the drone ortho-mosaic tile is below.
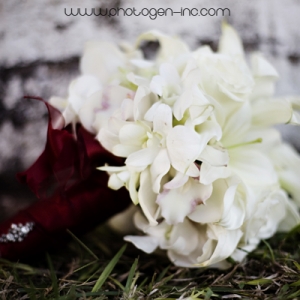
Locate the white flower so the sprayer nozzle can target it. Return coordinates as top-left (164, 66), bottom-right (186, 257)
top-left (96, 24), bottom-right (300, 269)
top-left (157, 176), bottom-right (213, 225)
top-left (270, 143), bottom-right (300, 207)
top-left (49, 22), bottom-right (300, 269)
top-left (125, 211), bottom-right (242, 268)
top-left (192, 23), bottom-right (254, 106)
top-left (136, 30), bottom-right (190, 69)
top-left (232, 188), bottom-right (300, 262)
top-left (50, 40), bottom-right (140, 133)
top-left (189, 176), bottom-right (247, 230)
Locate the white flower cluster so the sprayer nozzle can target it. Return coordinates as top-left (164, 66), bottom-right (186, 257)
top-left (50, 23), bottom-right (300, 268)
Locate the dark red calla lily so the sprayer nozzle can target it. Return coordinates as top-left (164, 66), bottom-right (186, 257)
top-left (0, 97), bottom-right (131, 260)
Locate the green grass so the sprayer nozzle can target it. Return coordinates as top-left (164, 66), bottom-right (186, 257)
top-left (0, 224), bottom-right (300, 300)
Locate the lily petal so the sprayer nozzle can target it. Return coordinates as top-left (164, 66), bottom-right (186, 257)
top-left (229, 147), bottom-right (277, 186)
top-left (218, 22), bottom-right (244, 57)
top-left (252, 99), bottom-right (292, 127)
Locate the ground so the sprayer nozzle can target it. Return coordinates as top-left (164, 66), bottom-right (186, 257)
top-left (1, 223), bottom-right (300, 300)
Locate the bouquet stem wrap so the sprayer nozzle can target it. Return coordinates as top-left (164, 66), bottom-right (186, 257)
top-left (0, 98), bottom-right (131, 260)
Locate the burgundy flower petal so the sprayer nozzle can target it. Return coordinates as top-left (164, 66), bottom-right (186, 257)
top-left (0, 98), bottom-right (131, 260)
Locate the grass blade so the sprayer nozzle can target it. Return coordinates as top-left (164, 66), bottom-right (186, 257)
top-left (262, 239), bottom-right (275, 263)
top-left (92, 244), bottom-right (127, 292)
top-left (125, 258), bottom-right (138, 293)
top-left (245, 278), bottom-right (273, 285)
top-left (46, 253), bottom-right (58, 297)
top-left (67, 229), bottom-right (99, 260)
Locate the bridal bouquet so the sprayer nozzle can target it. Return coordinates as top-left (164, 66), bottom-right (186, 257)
top-left (1, 23), bottom-right (300, 268)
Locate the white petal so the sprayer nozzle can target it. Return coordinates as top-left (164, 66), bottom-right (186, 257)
top-left (156, 189), bottom-right (191, 224)
top-left (113, 144), bottom-right (141, 157)
top-left (62, 104), bottom-right (77, 127)
top-left (195, 120), bottom-right (222, 143)
top-left (92, 86), bottom-right (133, 132)
top-left (167, 224), bottom-right (207, 267)
top-left (218, 22), bottom-right (244, 57)
top-left (79, 90), bottom-right (103, 133)
top-left (108, 173), bottom-right (124, 190)
top-left (136, 30), bottom-right (189, 62)
top-left (130, 59), bottom-right (154, 69)
top-left (164, 171), bottom-right (189, 190)
top-left (280, 170), bottom-right (300, 206)
top-left (278, 194), bottom-right (300, 232)
top-left (49, 96), bottom-right (67, 111)
top-left (144, 101), bottom-right (162, 122)
top-left (150, 149), bottom-right (171, 193)
top-left (290, 110), bottom-right (300, 125)
top-left (198, 145), bottom-right (229, 167)
top-left (172, 220), bottom-right (200, 254)
top-left (157, 179), bottom-right (212, 225)
top-left (153, 103), bottom-right (173, 134)
top-left (97, 128), bottom-right (119, 153)
top-left (138, 168), bottom-right (159, 226)
top-left (199, 162), bottom-right (231, 185)
top-left (108, 205), bottom-right (138, 234)
top-left (68, 75), bottom-right (102, 113)
top-left (167, 126), bottom-right (202, 174)
top-left (221, 102), bottom-right (251, 148)
top-left (164, 220), bottom-right (199, 256)
top-left (160, 63), bottom-right (181, 85)
top-left (124, 235), bottom-right (158, 253)
top-left (127, 72), bottom-right (149, 86)
top-left (185, 163), bottom-right (200, 177)
top-left (150, 75), bottom-right (165, 96)
top-left (133, 86), bottom-right (157, 121)
top-left (107, 171), bottom-right (130, 190)
top-left (252, 189), bottom-right (288, 239)
top-left (244, 127), bottom-right (281, 153)
top-left (197, 225), bottom-right (243, 267)
top-left (290, 97), bottom-right (300, 110)
top-left (126, 147), bottom-right (159, 169)
top-left (120, 98), bottom-right (134, 121)
top-left (80, 41), bottom-right (125, 82)
top-left (219, 179), bottom-right (246, 230)
top-left (128, 171), bottom-right (140, 205)
top-left (251, 53), bottom-right (279, 78)
top-left (108, 115), bottom-right (127, 135)
top-left (119, 123), bottom-right (147, 147)
top-left (189, 105), bottom-right (214, 125)
top-left (98, 165), bottom-right (127, 172)
top-left (189, 179), bottom-right (226, 223)
top-left (104, 85), bottom-right (132, 111)
top-left (252, 99), bottom-right (292, 127)
top-left (229, 147), bottom-right (277, 186)
top-left (270, 143), bottom-right (300, 206)
top-left (173, 89), bottom-right (193, 121)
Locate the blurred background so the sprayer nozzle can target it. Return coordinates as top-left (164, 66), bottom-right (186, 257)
top-left (0, 0), bottom-right (300, 220)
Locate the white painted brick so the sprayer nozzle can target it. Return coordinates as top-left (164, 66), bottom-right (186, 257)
top-left (0, 0), bottom-right (299, 181)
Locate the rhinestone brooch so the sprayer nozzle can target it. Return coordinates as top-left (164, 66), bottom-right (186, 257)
top-left (0, 222), bottom-right (34, 243)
